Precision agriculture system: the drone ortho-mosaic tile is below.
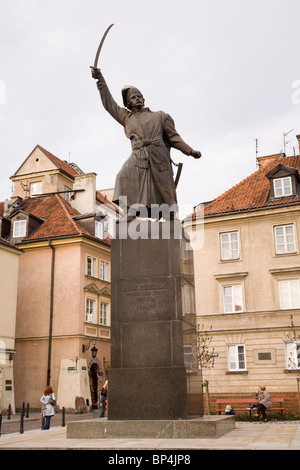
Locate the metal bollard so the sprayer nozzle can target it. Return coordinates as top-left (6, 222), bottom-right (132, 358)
top-left (26, 403), bottom-right (29, 418)
top-left (62, 407), bottom-right (65, 427)
top-left (0, 413), bottom-right (2, 437)
top-left (20, 412), bottom-right (24, 434)
top-left (7, 404), bottom-right (11, 420)
top-left (22, 402), bottom-right (25, 415)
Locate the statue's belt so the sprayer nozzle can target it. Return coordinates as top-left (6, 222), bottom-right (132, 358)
top-left (132, 138), bottom-right (165, 151)
top-left (131, 139), bottom-right (183, 187)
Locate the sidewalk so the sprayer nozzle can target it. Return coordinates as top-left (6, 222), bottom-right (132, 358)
top-left (0, 416), bottom-right (300, 450)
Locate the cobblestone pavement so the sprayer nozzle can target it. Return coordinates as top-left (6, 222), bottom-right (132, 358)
top-left (1, 414), bottom-right (300, 450)
top-left (0, 411), bottom-right (99, 435)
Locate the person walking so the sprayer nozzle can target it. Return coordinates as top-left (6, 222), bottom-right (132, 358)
top-left (100, 380), bottom-right (108, 418)
top-left (40, 386), bottom-right (56, 429)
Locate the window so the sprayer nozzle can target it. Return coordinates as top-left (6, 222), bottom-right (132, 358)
top-left (95, 220), bottom-right (104, 239)
top-left (64, 186), bottom-right (71, 201)
top-left (30, 181), bottom-right (42, 196)
top-left (100, 302), bottom-right (109, 325)
top-left (274, 225), bottom-right (296, 254)
top-left (86, 299), bottom-right (96, 323)
top-left (220, 232), bottom-right (239, 260)
top-left (13, 220), bottom-right (26, 237)
top-left (100, 261), bottom-right (109, 281)
top-left (184, 345), bottom-right (195, 372)
top-left (285, 342), bottom-right (300, 369)
top-left (182, 284), bottom-right (195, 314)
top-left (227, 344), bottom-right (246, 371)
top-left (278, 279), bottom-right (300, 309)
top-left (86, 256), bottom-right (96, 276)
top-left (274, 177), bottom-right (292, 197)
top-left (223, 285), bottom-right (243, 313)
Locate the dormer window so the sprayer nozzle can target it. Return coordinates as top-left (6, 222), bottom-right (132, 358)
top-left (13, 220), bottom-right (26, 237)
top-left (10, 211), bottom-right (43, 241)
top-left (266, 164), bottom-right (300, 200)
top-left (273, 177), bottom-right (292, 198)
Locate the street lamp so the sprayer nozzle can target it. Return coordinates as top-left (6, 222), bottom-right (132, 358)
top-left (82, 339), bottom-right (98, 358)
top-left (91, 344), bottom-right (98, 359)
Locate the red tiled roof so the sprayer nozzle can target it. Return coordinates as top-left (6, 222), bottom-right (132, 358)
top-left (96, 190), bottom-right (120, 213)
top-left (198, 155), bottom-right (300, 218)
top-left (38, 145), bottom-right (80, 177)
top-left (11, 145), bottom-right (80, 178)
top-left (0, 236), bottom-right (22, 251)
top-left (9, 194), bottom-right (109, 245)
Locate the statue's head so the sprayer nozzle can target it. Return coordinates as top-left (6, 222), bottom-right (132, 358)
top-left (122, 86), bottom-right (145, 110)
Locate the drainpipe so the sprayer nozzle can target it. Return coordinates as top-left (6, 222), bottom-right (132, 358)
top-left (47, 240), bottom-right (55, 386)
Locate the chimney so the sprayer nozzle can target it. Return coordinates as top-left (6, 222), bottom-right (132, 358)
top-left (71, 172), bottom-right (97, 214)
top-left (257, 153), bottom-right (285, 169)
top-left (296, 135), bottom-right (300, 155)
top-left (3, 196), bottom-right (23, 217)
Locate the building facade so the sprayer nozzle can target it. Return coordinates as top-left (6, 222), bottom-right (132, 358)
top-left (185, 136), bottom-right (300, 415)
top-left (0, 145), bottom-right (116, 412)
top-left (0, 237), bottom-right (22, 413)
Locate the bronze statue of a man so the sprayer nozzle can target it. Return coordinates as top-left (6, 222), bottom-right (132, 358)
top-left (91, 68), bottom-right (201, 218)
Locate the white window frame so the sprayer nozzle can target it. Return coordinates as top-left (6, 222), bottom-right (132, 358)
top-left (220, 231), bottom-right (239, 260)
top-left (85, 299), bottom-right (96, 323)
top-left (223, 284), bottom-right (243, 313)
top-left (95, 220), bottom-right (104, 239)
top-left (86, 256), bottom-right (96, 277)
top-left (63, 186), bottom-right (71, 201)
top-left (100, 302), bottom-right (109, 325)
top-left (100, 261), bottom-right (109, 281)
top-left (182, 284), bottom-right (195, 314)
top-left (13, 220), bottom-right (26, 237)
top-left (227, 344), bottom-right (246, 371)
top-left (184, 345), bottom-right (195, 372)
top-left (278, 279), bottom-right (300, 309)
top-left (285, 341), bottom-right (300, 369)
top-left (273, 177), bottom-right (292, 198)
top-left (274, 224), bottom-right (296, 254)
top-left (30, 181), bottom-right (42, 196)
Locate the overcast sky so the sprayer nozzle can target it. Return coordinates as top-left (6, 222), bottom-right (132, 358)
top-left (0, 0), bottom-right (299, 216)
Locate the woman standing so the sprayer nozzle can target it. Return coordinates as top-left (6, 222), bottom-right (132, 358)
top-left (40, 386), bottom-right (56, 429)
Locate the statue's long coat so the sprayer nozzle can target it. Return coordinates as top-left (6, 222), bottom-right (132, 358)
top-left (96, 73), bottom-right (193, 209)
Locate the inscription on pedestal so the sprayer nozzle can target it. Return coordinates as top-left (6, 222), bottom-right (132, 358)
top-left (115, 277), bottom-right (181, 323)
top-left (122, 281), bottom-right (168, 315)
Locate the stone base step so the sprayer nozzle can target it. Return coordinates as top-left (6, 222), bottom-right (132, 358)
top-left (66, 415), bottom-right (235, 440)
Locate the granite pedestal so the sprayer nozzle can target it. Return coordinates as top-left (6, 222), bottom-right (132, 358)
top-left (108, 219), bottom-right (188, 420)
top-left (66, 416), bottom-right (235, 439)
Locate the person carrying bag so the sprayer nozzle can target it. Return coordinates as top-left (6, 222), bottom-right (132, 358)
top-left (40, 385), bottom-right (56, 429)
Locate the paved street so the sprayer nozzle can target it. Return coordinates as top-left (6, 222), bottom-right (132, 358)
top-left (0, 412), bottom-right (300, 450)
top-left (0, 410), bottom-right (99, 435)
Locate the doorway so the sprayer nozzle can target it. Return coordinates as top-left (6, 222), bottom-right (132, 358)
top-left (90, 363), bottom-right (99, 409)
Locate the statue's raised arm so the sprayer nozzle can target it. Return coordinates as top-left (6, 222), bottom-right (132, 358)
top-left (91, 27), bottom-right (201, 219)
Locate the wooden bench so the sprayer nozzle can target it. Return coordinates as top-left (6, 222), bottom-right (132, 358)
top-left (216, 397), bottom-right (285, 421)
